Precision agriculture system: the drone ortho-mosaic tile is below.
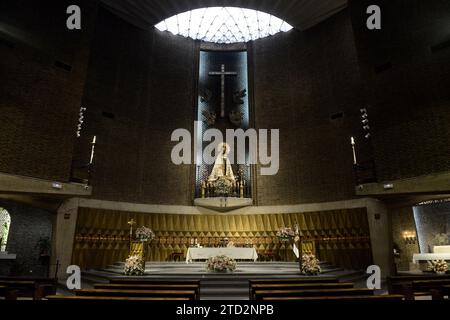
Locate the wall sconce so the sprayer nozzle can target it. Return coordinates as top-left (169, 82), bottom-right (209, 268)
top-left (402, 231), bottom-right (417, 244)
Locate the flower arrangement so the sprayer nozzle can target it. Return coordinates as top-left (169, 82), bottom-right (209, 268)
top-left (301, 254), bottom-right (321, 275)
top-left (276, 227), bottom-right (296, 241)
top-left (124, 254), bottom-right (145, 276)
top-left (206, 255), bottom-right (237, 272)
top-left (214, 176), bottom-right (234, 197)
top-left (427, 260), bottom-right (449, 274)
top-left (135, 226), bottom-right (155, 242)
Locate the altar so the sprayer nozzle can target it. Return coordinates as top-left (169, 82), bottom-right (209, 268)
top-left (412, 246), bottom-right (450, 270)
top-left (186, 247), bottom-right (258, 263)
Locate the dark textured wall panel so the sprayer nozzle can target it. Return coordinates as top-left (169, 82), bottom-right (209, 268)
top-left (0, 201), bottom-right (53, 276)
top-left (252, 9), bottom-right (366, 205)
top-left (77, 8), bottom-right (197, 204)
top-left (4, 1), bottom-right (449, 206)
top-left (350, 0), bottom-right (450, 181)
top-left (0, 0), bottom-right (97, 181)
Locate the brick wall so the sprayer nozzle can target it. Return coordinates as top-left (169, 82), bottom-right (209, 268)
top-left (75, 7), bottom-right (197, 205)
top-left (0, 0), bottom-right (97, 181)
top-left (350, 0), bottom-right (450, 181)
top-left (78, 7), bottom-right (367, 206)
top-left (3, 1), bottom-right (449, 207)
top-left (252, 9), bottom-right (367, 205)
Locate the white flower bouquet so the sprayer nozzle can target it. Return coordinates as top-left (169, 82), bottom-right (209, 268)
top-left (124, 254), bottom-right (145, 276)
top-left (427, 259), bottom-right (449, 274)
top-left (206, 255), bottom-right (237, 272)
top-left (301, 254), bottom-right (321, 275)
top-left (276, 227), bottom-right (295, 241)
top-left (135, 226), bottom-right (155, 241)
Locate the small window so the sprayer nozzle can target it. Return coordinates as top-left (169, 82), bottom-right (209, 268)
top-left (0, 208), bottom-right (11, 252)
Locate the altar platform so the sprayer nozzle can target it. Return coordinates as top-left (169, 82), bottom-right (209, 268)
top-left (80, 262), bottom-right (367, 300)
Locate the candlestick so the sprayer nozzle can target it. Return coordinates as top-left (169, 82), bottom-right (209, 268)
top-left (350, 136), bottom-right (357, 165)
top-left (89, 135), bottom-right (97, 165)
top-left (201, 181), bottom-right (206, 198)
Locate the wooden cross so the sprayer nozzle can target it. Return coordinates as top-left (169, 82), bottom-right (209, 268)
top-left (209, 64), bottom-right (237, 118)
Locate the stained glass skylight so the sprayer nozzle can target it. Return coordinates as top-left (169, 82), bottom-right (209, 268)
top-left (155, 7), bottom-right (294, 44)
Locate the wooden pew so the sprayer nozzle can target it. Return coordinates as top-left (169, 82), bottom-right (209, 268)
top-left (442, 285), bottom-right (450, 298)
top-left (262, 294), bottom-right (404, 301)
top-left (109, 278), bottom-right (200, 286)
top-left (108, 279), bottom-right (201, 297)
top-left (74, 288), bottom-right (197, 300)
top-left (0, 277), bottom-right (57, 300)
top-left (0, 284), bottom-right (10, 299)
top-left (254, 288), bottom-right (374, 300)
top-left (412, 279), bottom-right (450, 300)
top-left (249, 277), bottom-right (338, 298)
top-left (249, 277), bottom-right (338, 285)
top-left (388, 274), bottom-right (450, 296)
top-left (109, 278), bottom-right (200, 284)
top-left (94, 283), bottom-right (200, 299)
top-left (46, 295), bottom-right (190, 301)
top-left (250, 282), bottom-right (354, 299)
top-left (0, 280), bottom-right (38, 300)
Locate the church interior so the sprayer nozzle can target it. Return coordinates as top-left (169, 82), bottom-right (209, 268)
top-left (1, 0), bottom-right (450, 303)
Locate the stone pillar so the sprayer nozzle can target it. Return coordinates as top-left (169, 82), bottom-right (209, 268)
top-left (365, 198), bottom-right (393, 279)
top-left (50, 198), bottom-right (79, 280)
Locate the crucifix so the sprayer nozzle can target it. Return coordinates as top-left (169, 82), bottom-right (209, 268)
top-left (209, 64), bottom-right (237, 118)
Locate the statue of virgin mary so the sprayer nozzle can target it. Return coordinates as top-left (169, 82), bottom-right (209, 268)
top-left (208, 142), bottom-right (235, 183)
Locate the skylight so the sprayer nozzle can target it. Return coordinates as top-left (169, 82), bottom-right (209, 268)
top-left (155, 7), bottom-right (294, 44)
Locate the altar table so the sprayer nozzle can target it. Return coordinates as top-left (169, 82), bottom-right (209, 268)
top-left (413, 245), bottom-right (450, 263)
top-left (186, 247), bottom-right (258, 263)
top-left (412, 253), bottom-right (450, 263)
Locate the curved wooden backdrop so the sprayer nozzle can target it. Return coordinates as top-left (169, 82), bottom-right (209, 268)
top-left (72, 207), bottom-right (372, 270)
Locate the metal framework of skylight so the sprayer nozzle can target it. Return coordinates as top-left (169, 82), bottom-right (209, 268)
top-left (155, 7), bottom-right (293, 44)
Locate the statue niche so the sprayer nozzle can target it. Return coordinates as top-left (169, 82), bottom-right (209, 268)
top-left (195, 55), bottom-right (252, 209)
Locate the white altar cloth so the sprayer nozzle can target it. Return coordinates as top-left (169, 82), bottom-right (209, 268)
top-left (434, 246), bottom-right (450, 254)
top-left (186, 247), bottom-right (258, 263)
top-left (412, 253), bottom-right (450, 263)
